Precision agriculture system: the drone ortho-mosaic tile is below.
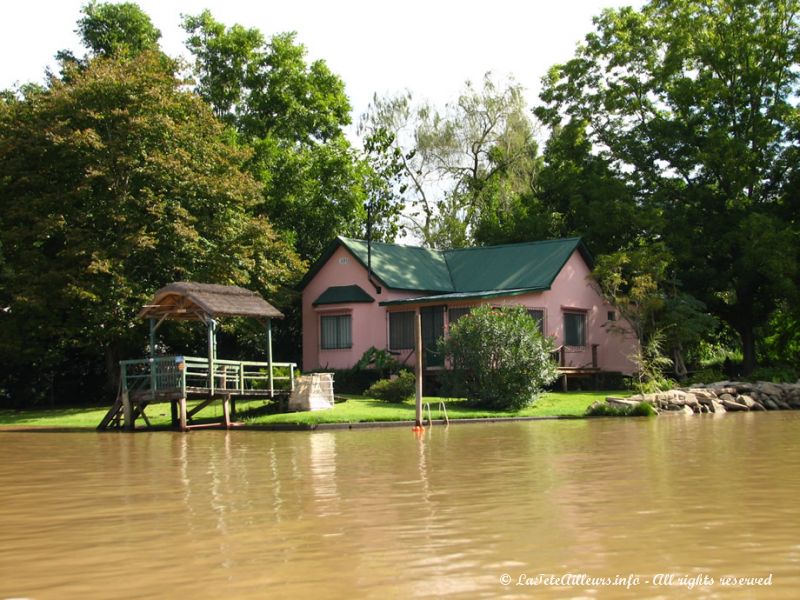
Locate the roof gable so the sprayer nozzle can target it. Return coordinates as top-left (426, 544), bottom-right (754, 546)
top-left (313, 285), bottom-right (375, 306)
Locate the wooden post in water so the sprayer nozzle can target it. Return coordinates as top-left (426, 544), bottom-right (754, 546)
top-left (414, 311), bottom-right (423, 428)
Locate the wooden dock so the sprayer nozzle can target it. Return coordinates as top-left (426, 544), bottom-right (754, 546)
top-left (98, 355), bottom-right (296, 431)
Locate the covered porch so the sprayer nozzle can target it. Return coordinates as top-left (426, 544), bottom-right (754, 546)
top-left (98, 282), bottom-right (297, 432)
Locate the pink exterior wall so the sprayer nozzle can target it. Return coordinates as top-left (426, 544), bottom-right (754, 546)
top-left (302, 245), bottom-right (421, 371)
top-left (302, 247), bottom-right (638, 374)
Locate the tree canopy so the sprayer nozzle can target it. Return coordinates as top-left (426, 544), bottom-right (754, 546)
top-left (535, 0), bottom-right (800, 372)
top-left (0, 48), bottom-right (302, 406)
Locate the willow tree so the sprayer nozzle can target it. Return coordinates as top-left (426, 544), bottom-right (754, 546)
top-left (0, 52), bottom-right (303, 406)
top-left (536, 0), bottom-right (800, 373)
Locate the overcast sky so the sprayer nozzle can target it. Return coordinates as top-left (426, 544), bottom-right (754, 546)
top-left (2, 0), bottom-right (640, 124)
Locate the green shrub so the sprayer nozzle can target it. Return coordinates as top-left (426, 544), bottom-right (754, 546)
top-left (585, 401), bottom-right (656, 417)
top-left (687, 367), bottom-right (726, 385)
top-left (355, 347), bottom-right (401, 378)
top-left (440, 305), bottom-right (559, 410)
top-left (747, 365), bottom-right (800, 383)
top-left (365, 370), bottom-right (416, 403)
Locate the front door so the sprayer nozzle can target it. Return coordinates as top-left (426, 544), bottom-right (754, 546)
top-left (420, 306), bottom-right (445, 367)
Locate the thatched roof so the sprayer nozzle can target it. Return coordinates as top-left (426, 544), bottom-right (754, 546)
top-left (137, 282), bottom-right (283, 321)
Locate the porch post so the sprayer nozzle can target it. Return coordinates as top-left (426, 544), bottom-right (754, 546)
top-left (414, 310), bottom-right (423, 428)
top-left (266, 318), bottom-right (274, 397)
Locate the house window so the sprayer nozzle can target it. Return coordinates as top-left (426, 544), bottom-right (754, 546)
top-left (563, 311), bottom-right (586, 347)
top-left (607, 311), bottom-right (616, 322)
top-left (320, 315), bottom-right (352, 349)
top-left (527, 309), bottom-right (545, 335)
top-left (389, 311), bottom-right (415, 350)
top-left (448, 307), bottom-right (471, 326)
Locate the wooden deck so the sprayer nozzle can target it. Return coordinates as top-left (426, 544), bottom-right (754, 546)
top-left (98, 355), bottom-right (296, 431)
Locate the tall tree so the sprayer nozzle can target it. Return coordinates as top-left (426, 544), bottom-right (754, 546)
top-left (536, 0), bottom-right (800, 373)
top-left (183, 13), bottom-right (379, 260)
top-left (77, 1), bottom-right (161, 57)
top-left (361, 74), bottom-right (541, 249)
top-left (0, 51), bottom-right (303, 406)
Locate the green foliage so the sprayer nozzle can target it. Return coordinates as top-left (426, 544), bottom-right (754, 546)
top-left (630, 331), bottom-right (675, 394)
top-left (440, 305), bottom-right (558, 410)
top-left (585, 401), bottom-right (657, 417)
top-left (747, 365), bottom-right (800, 384)
top-left (77, 1), bottom-right (162, 57)
top-left (0, 50), bottom-right (303, 405)
top-left (361, 75), bottom-right (541, 248)
top-left (355, 347), bottom-right (401, 378)
top-left (536, 0), bottom-right (800, 373)
top-left (182, 13), bottom-right (377, 261)
top-left (687, 368), bottom-right (726, 386)
top-left (364, 370), bottom-right (416, 403)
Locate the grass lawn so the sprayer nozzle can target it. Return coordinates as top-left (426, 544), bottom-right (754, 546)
top-left (0, 390), bottom-right (630, 429)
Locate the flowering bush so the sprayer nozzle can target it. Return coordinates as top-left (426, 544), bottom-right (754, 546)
top-left (440, 305), bottom-right (558, 409)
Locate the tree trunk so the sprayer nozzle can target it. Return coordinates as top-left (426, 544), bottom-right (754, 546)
top-left (104, 345), bottom-right (121, 398)
top-left (672, 343), bottom-right (688, 381)
top-left (738, 322), bottom-right (756, 376)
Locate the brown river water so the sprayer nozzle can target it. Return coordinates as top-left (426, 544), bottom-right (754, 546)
top-left (1, 413), bottom-right (798, 599)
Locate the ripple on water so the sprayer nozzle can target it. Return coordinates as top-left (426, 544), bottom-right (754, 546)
top-left (0, 414), bottom-right (798, 598)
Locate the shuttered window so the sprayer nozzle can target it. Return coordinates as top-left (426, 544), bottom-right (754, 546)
top-left (320, 315), bottom-right (352, 349)
top-left (563, 311), bottom-right (586, 347)
top-left (389, 311), bottom-right (415, 350)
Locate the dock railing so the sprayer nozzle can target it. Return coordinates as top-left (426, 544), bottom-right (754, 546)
top-left (120, 355), bottom-right (296, 399)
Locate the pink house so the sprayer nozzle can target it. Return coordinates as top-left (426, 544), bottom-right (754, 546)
top-left (300, 236), bottom-right (637, 384)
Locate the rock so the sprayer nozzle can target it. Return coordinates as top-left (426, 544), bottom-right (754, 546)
top-left (606, 397), bottom-right (641, 408)
top-left (719, 393), bottom-right (735, 403)
top-left (775, 399), bottom-right (792, 410)
top-left (722, 399), bottom-right (749, 412)
top-left (711, 400), bottom-right (726, 413)
top-left (680, 405), bottom-right (694, 415)
top-left (750, 401), bottom-right (767, 411)
top-left (699, 404), bottom-right (709, 413)
top-left (737, 395), bottom-right (757, 409)
top-left (682, 395), bottom-right (699, 412)
top-left (756, 381), bottom-right (785, 398)
top-left (763, 398), bottom-right (779, 410)
top-left (788, 398), bottom-right (800, 409)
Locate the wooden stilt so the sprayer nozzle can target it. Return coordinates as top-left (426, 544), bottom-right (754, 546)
top-left (170, 399), bottom-right (178, 426)
top-left (230, 398), bottom-right (237, 421)
top-left (122, 390), bottom-right (134, 431)
top-left (222, 394), bottom-right (231, 429)
top-left (179, 396), bottom-right (188, 432)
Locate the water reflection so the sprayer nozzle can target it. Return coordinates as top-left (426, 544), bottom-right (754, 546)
top-left (0, 414), bottom-right (798, 598)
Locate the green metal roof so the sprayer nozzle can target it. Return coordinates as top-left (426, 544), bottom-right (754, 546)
top-left (379, 288), bottom-right (540, 307)
top-left (300, 236), bottom-right (592, 295)
top-left (443, 237), bottom-right (587, 293)
top-left (313, 285), bottom-right (375, 306)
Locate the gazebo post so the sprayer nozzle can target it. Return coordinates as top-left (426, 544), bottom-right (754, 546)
top-left (207, 318), bottom-right (216, 395)
top-left (266, 318), bottom-right (274, 397)
top-left (149, 317), bottom-right (157, 399)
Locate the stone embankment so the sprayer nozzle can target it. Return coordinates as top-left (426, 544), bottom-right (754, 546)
top-left (604, 381), bottom-right (800, 415)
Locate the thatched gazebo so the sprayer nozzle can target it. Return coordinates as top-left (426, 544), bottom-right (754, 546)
top-left (98, 282), bottom-right (296, 432)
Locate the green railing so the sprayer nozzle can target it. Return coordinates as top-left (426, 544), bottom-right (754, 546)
top-left (120, 355), bottom-right (296, 399)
